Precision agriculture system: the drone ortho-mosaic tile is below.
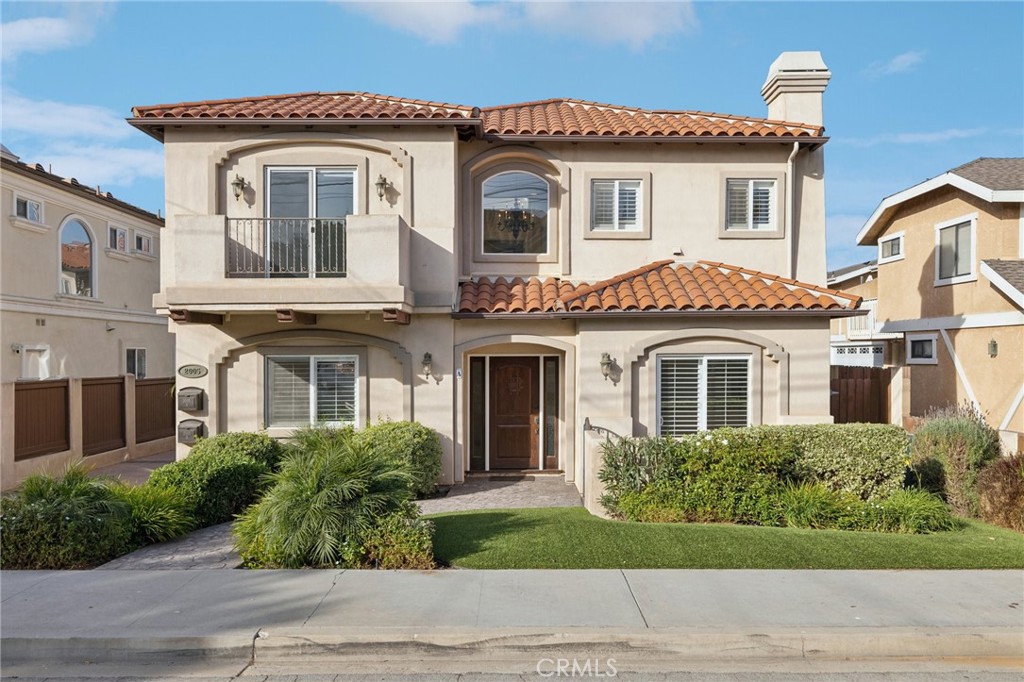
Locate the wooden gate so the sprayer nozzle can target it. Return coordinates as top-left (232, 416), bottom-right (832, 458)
top-left (830, 366), bottom-right (891, 424)
top-left (135, 377), bottom-right (175, 443)
top-left (14, 379), bottom-right (70, 460)
top-left (82, 377), bottom-right (126, 455)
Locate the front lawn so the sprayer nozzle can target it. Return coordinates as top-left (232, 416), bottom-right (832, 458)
top-left (428, 507), bottom-right (1024, 569)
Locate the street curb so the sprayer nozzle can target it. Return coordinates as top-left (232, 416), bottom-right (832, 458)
top-left (252, 627), bottom-right (1024, 663)
top-left (0, 634), bottom-right (254, 666)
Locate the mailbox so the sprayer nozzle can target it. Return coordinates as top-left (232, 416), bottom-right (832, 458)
top-left (177, 387), bottom-right (205, 412)
top-left (178, 419), bottom-right (205, 445)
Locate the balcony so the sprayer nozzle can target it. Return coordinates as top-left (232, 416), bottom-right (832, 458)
top-left (160, 214), bottom-right (412, 313)
top-left (847, 299), bottom-right (877, 337)
top-left (226, 218), bottom-right (346, 278)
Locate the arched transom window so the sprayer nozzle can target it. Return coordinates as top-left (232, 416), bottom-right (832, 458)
top-left (482, 171), bottom-right (549, 255)
top-left (60, 219), bottom-right (93, 297)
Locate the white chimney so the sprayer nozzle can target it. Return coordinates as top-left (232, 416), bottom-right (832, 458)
top-left (761, 51), bottom-right (831, 127)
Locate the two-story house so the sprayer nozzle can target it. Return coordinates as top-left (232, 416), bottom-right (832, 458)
top-left (1, 145), bottom-right (175, 487)
top-left (130, 51), bottom-right (860, 509)
top-left (855, 158), bottom-right (1023, 452)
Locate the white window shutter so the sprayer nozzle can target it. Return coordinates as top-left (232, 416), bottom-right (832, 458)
top-left (315, 358), bottom-right (357, 425)
top-left (658, 357), bottom-right (701, 436)
top-left (267, 357), bottom-right (312, 426)
top-left (617, 181), bottom-right (640, 228)
top-left (592, 181), bottom-right (616, 229)
top-left (705, 358), bottom-right (749, 429)
top-left (726, 180), bottom-right (749, 229)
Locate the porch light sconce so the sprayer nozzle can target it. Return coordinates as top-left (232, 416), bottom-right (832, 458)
top-left (988, 338), bottom-right (998, 358)
top-left (230, 175), bottom-right (246, 201)
top-left (599, 352), bottom-right (614, 380)
top-left (375, 174), bottom-right (391, 201)
top-left (422, 352), bottom-right (433, 378)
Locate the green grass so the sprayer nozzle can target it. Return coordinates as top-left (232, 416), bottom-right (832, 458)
top-left (427, 507), bottom-right (1024, 569)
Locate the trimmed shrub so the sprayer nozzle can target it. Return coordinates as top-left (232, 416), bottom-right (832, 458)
top-left (362, 504), bottom-right (435, 569)
top-left (976, 453), bottom-right (1024, 532)
top-left (858, 489), bottom-right (960, 534)
top-left (598, 437), bottom-right (676, 515)
top-left (910, 403), bottom-right (1001, 516)
top-left (0, 466), bottom-right (131, 569)
top-left (778, 482), bottom-right (862, 530)
top-left (234, 429), bottom-right (416, 568)
top-left (148, 451), bottom-right (269, 528)
top-left (189, 431), bottom-right (285, 471)
top-left (110, 483), bottom-right (194, 547)
top-left (358, 421), bottom-right (442, 498)
top-left (786, 424), bottom-right (910, 500)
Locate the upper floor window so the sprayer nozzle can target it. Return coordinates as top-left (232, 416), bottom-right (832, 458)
top-left (108, 226), bottom-right (129, 253)
top-left (16, 196), bottom-right (42, 223)
top-left (591, 179), bottom-right (641, 232)
top-left (267, 167), bottom-right (355, 219)
top-left (726, 178), bottom-right (777, 231)
top-left (935, 214), bottom-right (976, 286)
top-left (134, 231), bottom-right (154, 256)
top-left (482, 171), bottom-right (549, 255)
top-left (878, 232), bottom-right (904, 264)
top-left (59, 218), bottom-right (94, 297)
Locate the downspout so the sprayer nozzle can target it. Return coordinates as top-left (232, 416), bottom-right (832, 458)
top-left (786, 141), bottom-right (801, 279)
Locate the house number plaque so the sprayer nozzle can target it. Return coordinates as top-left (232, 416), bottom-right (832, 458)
top-left (178, 364), bottom-right (209, 379)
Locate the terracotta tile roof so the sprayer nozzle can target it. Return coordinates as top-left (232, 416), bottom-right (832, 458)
top-left (130, 93), bottom-right (825, 139)
top-left (131, 92), bottom-right (477, 121)
top-left (480, 98), bottom-right (824, 138)
top-left (457, 260), bottom-right (859, 315)
top-left (950, 157), bottom-right (1024, 192)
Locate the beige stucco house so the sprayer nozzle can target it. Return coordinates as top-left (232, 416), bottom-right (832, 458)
top-left (855, 157), bottom-right (1024, 452)
top-left (1, 146), bottom-right (175, 487)
top-left (131, 51), bottom-right (861, 510)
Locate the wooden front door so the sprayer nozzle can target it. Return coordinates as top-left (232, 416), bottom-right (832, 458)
top-left (489, 357), bottom-right (540, 469)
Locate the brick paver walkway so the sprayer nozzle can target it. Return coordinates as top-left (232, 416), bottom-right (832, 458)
top-left (96, 475), bottom-right (581, 569)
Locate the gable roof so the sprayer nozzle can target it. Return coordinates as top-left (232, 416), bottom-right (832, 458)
top-left (857, 157), bottom-right (1024, 246)
top-left (129, 91), bottom-right (827, 144)
top-left (981, 259), bottom-right (1024, 309)
top-left (456, 260), bottom-right (859, 316)
top-left (827, 259), bottom-right (877, 287)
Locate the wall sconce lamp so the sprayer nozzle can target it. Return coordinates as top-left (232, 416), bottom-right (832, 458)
top-left (375, 174), bottom-right (391, 201)
top-left (988, 339), bottom-right (998, 358)
top-left (422, 352), bottom-right (433, 378)
top-left (599, 352), bottom-right (614, 380)
top-left (230, 175), bottom-right (246, 201)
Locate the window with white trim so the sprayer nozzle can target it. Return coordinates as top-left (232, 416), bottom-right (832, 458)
top-left (109, 226), bottom-right (128, 253)
top-left (481, 171), bottom-right (549, 254)
top-left (657, 355), bottom-right (751, 435)
top-left (134, 231), bottom-right (154, 256)
top-left (59, 218), bottom-right (94, 297)
top-left (591, 179), bottom-right (641, 231)
top-left (878, 233), bottom-right (903, 263)
top-left (936, 219), bottom-right (974, 283)
top-left (266, 355), bottom-right (358, 427)
top-left (15, 196), bottom-right (42, 223)
top-left (726, 179), bottom-right (776, 231)
top-left (906, 334), bottom-right (938, 365)
top-left (126, 348), bottom-right (147, 379)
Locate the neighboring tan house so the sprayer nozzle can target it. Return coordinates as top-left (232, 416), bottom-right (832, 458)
top-left (827, 259), bottom-right (901, 368)
top-left (129, 51), bottom-right (861, 511)
top-left (1, 145), bottom-right (175, 488)
top-left (855, 157), bottom-right (1024, 452)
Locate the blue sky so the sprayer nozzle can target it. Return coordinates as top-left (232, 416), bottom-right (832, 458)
top-left (2, 1), bottom-right (1022, 269)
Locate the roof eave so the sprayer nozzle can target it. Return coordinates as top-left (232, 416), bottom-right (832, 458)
top-left (980, 261), bottom-right (1024, 310)
top-left (451, 308), bottom-right (861, 320)
top-left (127, 116), bottom-right (483, 141)
top-left (483, 134), bottom-right (828, 148)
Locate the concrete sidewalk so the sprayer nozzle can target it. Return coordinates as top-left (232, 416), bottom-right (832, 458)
top-left (2, 569), bottom-right (1022, 675)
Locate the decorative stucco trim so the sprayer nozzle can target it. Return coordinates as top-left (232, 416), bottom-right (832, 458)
top-left (625, 328), bottom-right (790, 417)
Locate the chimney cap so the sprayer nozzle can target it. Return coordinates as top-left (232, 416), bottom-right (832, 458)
top-left (763, 51), bottom-right (829, 85)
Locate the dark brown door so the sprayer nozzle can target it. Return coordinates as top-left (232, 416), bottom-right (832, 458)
top-left (489, 357), bottom-right (539, 469)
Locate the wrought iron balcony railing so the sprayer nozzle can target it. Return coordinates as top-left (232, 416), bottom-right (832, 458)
top-left (225, 218), bottom-right (346, 278)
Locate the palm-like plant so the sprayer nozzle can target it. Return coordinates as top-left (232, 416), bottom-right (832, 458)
top-left (234, 428), bottom-right (413, 568)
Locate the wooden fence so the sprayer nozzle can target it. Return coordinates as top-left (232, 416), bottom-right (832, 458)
top-left (830, 366), bottom-right (891, 424)
top-left (14, 379), bottom-right (70, 461)
top-left (135, 377), bottom-right (176, 443)
top-left (82, 377), bottom-right (127, 456)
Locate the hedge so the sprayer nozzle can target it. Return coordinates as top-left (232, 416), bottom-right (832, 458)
top-left (147, 450), bottom-right (269, 527)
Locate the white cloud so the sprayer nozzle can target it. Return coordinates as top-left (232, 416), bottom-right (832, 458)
top-left (838, 128), bottom-right (989, 147)
top-left (863, 50), bottom-right (926, 78)
top-left (344, 0), bottom-right (696, 48)
top-left (31, 143), bottom-right (164, 187)
top-left (1, 4), bottom-right (113, 62)
top-left (2, 92), bottom-right (132, 140)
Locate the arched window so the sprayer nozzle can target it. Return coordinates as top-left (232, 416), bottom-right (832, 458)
top-left (59, 218), bottom-right (93, 297)
top-left (481, 171), bottom-right (549, 255)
